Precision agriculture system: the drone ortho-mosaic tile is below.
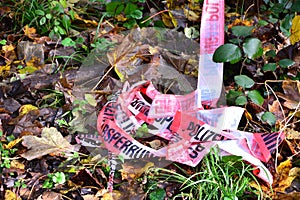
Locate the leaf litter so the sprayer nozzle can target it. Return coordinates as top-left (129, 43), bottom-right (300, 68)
top-left (0, 0), bottom-right (300, 199)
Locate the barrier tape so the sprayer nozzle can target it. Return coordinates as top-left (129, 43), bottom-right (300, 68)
top-left (76, 0), bottom-right (285, 190)
top-left (94, 81), bottom-right (284, 184)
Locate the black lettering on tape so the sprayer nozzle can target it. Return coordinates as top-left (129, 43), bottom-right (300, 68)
top-left (119, 140), bottom-right (133, 152)
top-left (109, 132), bottom-right (121, 143)
top-left (113, 136), bottom-right (127, 148)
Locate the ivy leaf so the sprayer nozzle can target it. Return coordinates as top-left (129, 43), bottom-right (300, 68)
top-left (243, 38), bottom-right (263, 59)
top-left (226, 90), bottom-right (243, 105)
top-left (248, 90), bottom-right (264, 106)
top-left (235, 95), bottom-right (247, 105)
top-left (232, 26), bottom-right (254, 37)
top-left (278, 59), bottom-right (295, 68)
top-left (213, 44), bottom-right (242, 64)
top-left (234, 75), bottom-right (255, 89)
top-left (262, 63), bottom-right (277, 71)
top-left (52, 172), bottom-right (66, 184)
top-left (261, 112), bottom-right (276, 126)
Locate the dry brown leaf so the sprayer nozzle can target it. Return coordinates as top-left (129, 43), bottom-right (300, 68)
top-left (21, 127), bottom-right (77, 160)
top-left (120, 162), bottom-right (154, 181)
top-left (37, 191), bottom-right (63, 200)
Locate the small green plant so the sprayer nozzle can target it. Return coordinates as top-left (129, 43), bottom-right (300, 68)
top-left (0, 135), bottom-right (18, 172)
top-left (73, 99), bottom-right (88, 114)
top-left (105, 0), bottom-right (146, 29)
top-left (14, 179), bottom-right (27, 189)
top-left (43, 171), bottom-right (66, 189)
top-left (146, 147), bottom-right (261, 200)
top-left (11, 0), bottom-right (77, 38)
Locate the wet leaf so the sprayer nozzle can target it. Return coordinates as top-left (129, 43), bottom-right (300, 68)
top-left (21, 127), bottom-right (77, 160)
top-left (248, 90), bottom-right (264, 106)
top-left (234, 75), bottom-right (255, 89)
top-left (213, 44), bottom-right (242, 64)
top-left (242, 38), bottom-right (263, 59)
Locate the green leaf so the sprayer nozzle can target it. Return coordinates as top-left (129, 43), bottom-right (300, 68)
top-left (35, 10), bottom-right (45, 16)
top-left (248, 90), bottom-right (264, 106)
top-left (0, 39), bottom-right (7, 45)
top-left (124, 3), bottom-right (138, 15)
top-left (234, 75), bottom-right (255, 89)
top-left (213, 44), bottom-right (242, 64)
top-left (106, 2), bottom-right (124, 16)
top-left (278, 59), bottom-right (295, 68)
top-left (226, 90), bottom-right (243, 105)
top-left (291, 1), bottom-right (300, 12)
top-left (261, 112), bottom-right (276, 126)
top-left (231, 26), bottom-right (254, 37)
top-left (61, 38), bottom-right (76, 47)
top-left (57, 26), bottom-right (66, 35)
top-left (262, 63), bottom-right (277, 71)
top-left (265, 50), bottom-right (276, 58)
top-left (40, 17), bottom-right (46, 25)
top-left (242, 38), bottom-right (263, 59)
top-left (52, 172), bottom-right (66, 184)
top-left (130, 9), bottom-right (143, 19)
top-left (149, 188), bottom-right (166, 200)
top-left (46, 13), bottom-right (52, 19)
top-left (235, 95), bottom-right (247, 105)
top-left (62, 15), bottom-right (71, 31)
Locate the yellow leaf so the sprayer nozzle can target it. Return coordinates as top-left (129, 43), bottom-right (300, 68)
top-left (2, 44), bottom-right (15, 52)
top-left (4, 137), bottom-right (23, 149)
top-left (19, 104), bottom-right (38, 116)
top-left (0, 64), bottom-right (11, 75)
top-left (5, 190), bottom-right (22, 200)
top-left (100, 190), bottom-right (121, 200)
top-left (23, 25), bottom-right (36, 37)
top-left (10, 160), bottom-right (25, 169)
top-left (18, 65), bottom-right (39, 74)
top-left (273, 159), bottom-right (295, 192)
top-left (290, 15), bottom-right (300, 45)
top-left (115, 14), bottom-right (127, 22)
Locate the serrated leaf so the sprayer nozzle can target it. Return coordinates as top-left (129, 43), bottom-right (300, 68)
top-left (243, 38), bottom-right (263, 59)
top-left (248, 90), bottom-right (264, 106)
top-left (234, 75), bottom-right (255, 89)
top-left (278, 59), bottom-right (295, 68)
top-left (21, 127), bottom-right (77, 160)
top-left (232, 26), bottom-right (254, 37)
top-left (213, 44), bottom-right (242, 64)
top-left (261, 112), bottom-right (276, 126)
top-left (235, 95), bottom-right (247, 105)
top-left (262, 63), bottom-right (277, 71)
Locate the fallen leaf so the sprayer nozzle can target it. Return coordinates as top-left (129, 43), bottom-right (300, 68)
top-left (37, 191), bottom-right (63, 200)
top-left (120, 162), bottom-right (154, 181)
top-left (19, 104), bottom-right (38, 116)
top-left (21, 127), bottom-right (77, 160)
top-left (23, 25), bottom-right (37, 39)
top-left (290, 15), bottom-right (300, 45)
top-left (4, 190), bottom-right (22, 200)
top-left (273, 159), bottom-right (295, 193)
top-left (10, 160), bottom-right (25, 170)
top-left (4, 137), bottom-right (23, 149)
